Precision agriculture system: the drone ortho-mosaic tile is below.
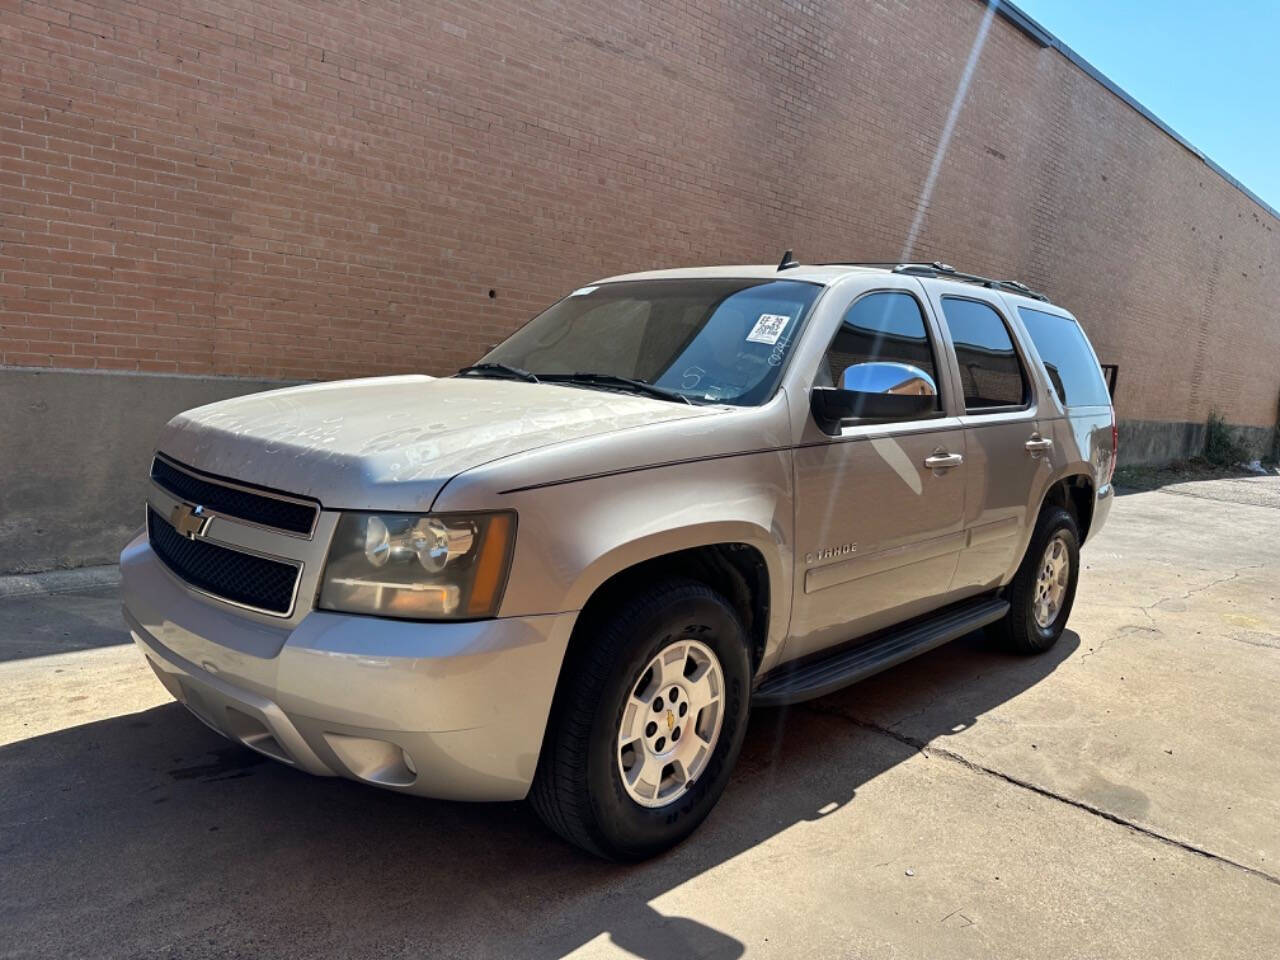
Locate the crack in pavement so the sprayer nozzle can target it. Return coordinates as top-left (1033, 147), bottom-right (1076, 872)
top-left (1134, 564), bottom-right (1265, 623)
top-left (803, 702), bottom-right (1280, 889)
top-left (1232, 633), bottom-right (1280, 650)
top-left (1176, 565), bottom-right (1264, 601)
top-left (1079, 625), bottom-right (1145, 662)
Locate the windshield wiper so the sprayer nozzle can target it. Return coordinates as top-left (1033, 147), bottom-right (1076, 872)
top-left (458, 365), bottom-right (693, 404)
top-left (456, 362), bottom-right (540, 383)
top-left (542, 372), bottom-right (692, 405)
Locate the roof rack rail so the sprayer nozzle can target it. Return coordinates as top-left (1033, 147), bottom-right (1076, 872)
top-left (817, 261), bottom-right (1051, 302)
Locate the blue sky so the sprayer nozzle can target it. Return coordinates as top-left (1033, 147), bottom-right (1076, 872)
top-left (1013, 0), bottom-right (1280, 212)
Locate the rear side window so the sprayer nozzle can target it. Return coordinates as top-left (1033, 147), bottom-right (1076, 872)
top-left (1018, 307), bottom-right (1111, 407)
top-left (939, 297), bottom-right (1027, 411)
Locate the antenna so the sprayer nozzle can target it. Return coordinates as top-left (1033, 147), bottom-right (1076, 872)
top-left (777, 249), bottom-right (799, 271)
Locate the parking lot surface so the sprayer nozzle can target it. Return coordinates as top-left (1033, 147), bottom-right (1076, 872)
top-left (2, 477), bottom-right (1279, 959)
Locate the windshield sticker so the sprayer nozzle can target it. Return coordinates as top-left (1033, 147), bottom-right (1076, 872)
top-left (746, 313), bottom-right (790, 345)
top-left (569, 285), bottom-right (598, 297)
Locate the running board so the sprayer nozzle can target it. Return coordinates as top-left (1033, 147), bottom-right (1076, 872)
top-left (753, 597), bottom-right (1009, 707)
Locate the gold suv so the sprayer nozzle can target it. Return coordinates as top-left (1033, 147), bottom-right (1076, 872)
top-left (122, 259), bottom-right (1116, 858)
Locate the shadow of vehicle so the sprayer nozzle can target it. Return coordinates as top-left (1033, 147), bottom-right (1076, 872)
top-left (1112, 461), bottom-right (1274, 497)
top-left (0, 628), bottom-right (1079, 959)
top-left (0, 586), bottom-right (130, 664)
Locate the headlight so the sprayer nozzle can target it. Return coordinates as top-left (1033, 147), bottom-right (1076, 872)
top-left (318, 511), bottom-right (516, 619)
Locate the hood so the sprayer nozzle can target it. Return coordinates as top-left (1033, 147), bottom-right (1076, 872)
top-left (156, 375), bottom-right (720, 511)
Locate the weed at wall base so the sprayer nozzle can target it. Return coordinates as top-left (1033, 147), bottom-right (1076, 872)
top-left (1204, 410), bottom-right (1248, 466)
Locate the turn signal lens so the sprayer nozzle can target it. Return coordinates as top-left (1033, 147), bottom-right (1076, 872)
top-left (466, 512), bottom-right (513, 616)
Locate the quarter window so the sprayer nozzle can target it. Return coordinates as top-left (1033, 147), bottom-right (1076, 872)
top-left (819, 291), bottom-right (942, 416)
top-left (1018, 307), bottom-right (1110, 407)
top-left (940, 298), bottom-right (1027, 411)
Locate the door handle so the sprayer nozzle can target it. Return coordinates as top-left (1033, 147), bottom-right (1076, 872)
top-left (1025, 434), bottom-right (1054, 454)
top-left (923, 451), bottom-right (964, 470)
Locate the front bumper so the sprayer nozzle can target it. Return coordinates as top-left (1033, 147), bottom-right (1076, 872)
top-left (121, 532), bottom-right (577, 801)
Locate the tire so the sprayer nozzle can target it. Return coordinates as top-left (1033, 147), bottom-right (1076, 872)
top-left (530, 578), bottom-right (752, 860)
top-left (993, 505), bottom-right (1081, 654)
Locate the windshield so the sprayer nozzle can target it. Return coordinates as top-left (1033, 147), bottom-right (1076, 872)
top-left (478, 278), bottom-right (822, 405)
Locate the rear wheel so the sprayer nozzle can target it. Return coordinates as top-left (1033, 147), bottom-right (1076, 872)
top-left (994, 505), bottom-right (1080, 654)
top-left (530, 579), bottom-right (751, 860)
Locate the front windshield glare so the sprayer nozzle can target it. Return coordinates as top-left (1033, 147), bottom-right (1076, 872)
top-left (480, 278), bottom-right (822, 405)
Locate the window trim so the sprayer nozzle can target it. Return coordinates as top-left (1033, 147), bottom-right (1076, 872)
top-left (815, 287), bottom-right (949, 428)
top-left (939, 294), bottom-right (1033, 416)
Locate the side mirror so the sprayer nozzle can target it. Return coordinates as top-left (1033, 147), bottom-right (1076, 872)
top-left (810, 362), bottom-right (937, 434)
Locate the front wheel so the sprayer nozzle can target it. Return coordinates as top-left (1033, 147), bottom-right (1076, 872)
top-left (530, 579), bottom-right (751, 860)
top-left (993, 505), bottom-right (1081, 654)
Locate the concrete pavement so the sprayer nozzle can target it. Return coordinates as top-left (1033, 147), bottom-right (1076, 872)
top-left (2, 478), bottom-right (1278, 959)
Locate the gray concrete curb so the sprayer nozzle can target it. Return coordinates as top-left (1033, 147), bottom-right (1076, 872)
top-left (0, 564), bottom-right (121, 600)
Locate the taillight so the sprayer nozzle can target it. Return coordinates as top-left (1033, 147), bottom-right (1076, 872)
top-left (1107, 406), bottom-right (1118, 484)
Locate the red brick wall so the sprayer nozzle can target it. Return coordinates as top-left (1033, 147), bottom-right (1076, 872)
top-left (2, 0), bottom-right (1277, 427)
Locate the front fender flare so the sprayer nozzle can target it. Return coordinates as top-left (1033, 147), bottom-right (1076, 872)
top-left (562, 519), bottom-right (792, 668)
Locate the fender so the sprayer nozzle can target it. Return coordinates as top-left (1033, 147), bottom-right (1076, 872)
top-left (560, 519), bottom-right (791, 665)
top-left (463, 450), bottom-right (798, 668)
top-left (1012, 462), bottom-right (1095, 570)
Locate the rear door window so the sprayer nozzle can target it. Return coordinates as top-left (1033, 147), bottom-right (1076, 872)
top-left (939, 297), bottom-right (1028, 411)
top-left (1017, 307), bottom-right (1111, 407)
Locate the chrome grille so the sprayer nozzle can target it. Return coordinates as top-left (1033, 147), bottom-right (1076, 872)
top-left (150, 455), bottom-right (318, 537)
top-left (147, 507), bottom-right (301, 616)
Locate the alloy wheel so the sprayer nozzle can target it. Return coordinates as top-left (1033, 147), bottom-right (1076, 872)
top-left (616, 639), bottom-right (725, 808)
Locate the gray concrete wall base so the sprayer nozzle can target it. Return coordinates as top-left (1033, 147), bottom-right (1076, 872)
top-left (1, 368), bottom-right (298, 574)
top-left (1118, 418), bottom-right (1275, 467)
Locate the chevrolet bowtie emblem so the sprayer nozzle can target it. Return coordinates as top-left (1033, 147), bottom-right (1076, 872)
top-left (666, 709), bottom-right (675, 733)
top-left (169, 502), bottom-right (209, 540)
